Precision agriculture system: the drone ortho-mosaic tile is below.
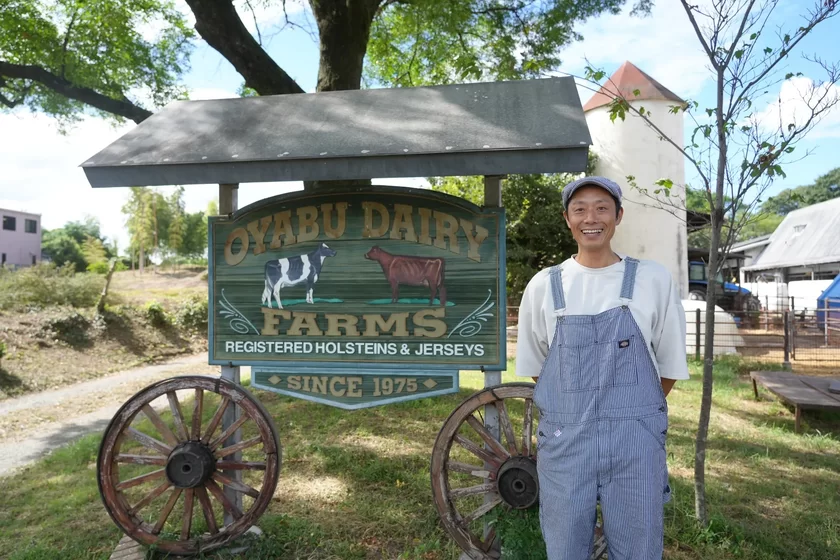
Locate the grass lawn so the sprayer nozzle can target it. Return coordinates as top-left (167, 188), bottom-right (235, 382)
top-left (1, 358), bottom-right (839, 559)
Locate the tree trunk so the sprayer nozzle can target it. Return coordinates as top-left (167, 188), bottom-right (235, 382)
top-left (311, 0), bottom-right (378, 93)
top-left (97, 259), bottom-right (118, 314)
top-left (695, 68), bottom-right (728, 528)
top-left (139, 244), bottom-right (145, 275)
top-left (306, 0), bottom-right (379, 190)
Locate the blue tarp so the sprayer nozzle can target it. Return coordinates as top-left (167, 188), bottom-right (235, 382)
top-left (817, 273), bottom-right (840, 329)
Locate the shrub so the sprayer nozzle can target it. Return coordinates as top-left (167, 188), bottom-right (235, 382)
top-left (145, 302), bottom-right (170, 328)
top-left (175, 294), bottom-right (208, 332)
top-left (0, 263), bottom-right (103, 310)
top-left (42, 312), bottom-right (91, 345)
top-left (492, 507), bottom-right (547, 560)
top-left (0, 340), bottom-right (6, 368)
top-left (86, 261), bottom-right (110, 274)
top-left (114, 261), bottom-right (128, 272)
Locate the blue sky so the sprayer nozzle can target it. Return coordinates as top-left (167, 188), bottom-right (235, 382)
top-left (0, 0), bottom-right (837, 250)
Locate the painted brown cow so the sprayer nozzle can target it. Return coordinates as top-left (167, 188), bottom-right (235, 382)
top-left (364, 246), bottom-right (447, 306)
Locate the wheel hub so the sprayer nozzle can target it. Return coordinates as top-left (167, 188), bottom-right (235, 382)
top-left (166, 441), bottom-right (216, 488)
top-left (496, 456), bottom-right (539, 509)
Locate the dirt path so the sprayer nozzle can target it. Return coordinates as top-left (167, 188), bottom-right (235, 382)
top-left (0, 353), bottom-right (236, 477)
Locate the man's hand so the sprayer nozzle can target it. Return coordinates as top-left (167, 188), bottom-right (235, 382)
top-left (661, 378), bottom-right (676, 397)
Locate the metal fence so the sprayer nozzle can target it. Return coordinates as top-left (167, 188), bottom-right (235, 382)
top-left (506, 301), bottom-right (840, 370)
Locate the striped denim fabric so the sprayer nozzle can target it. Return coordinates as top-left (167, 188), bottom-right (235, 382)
top-left (534, 257), bottom-right (670, 560)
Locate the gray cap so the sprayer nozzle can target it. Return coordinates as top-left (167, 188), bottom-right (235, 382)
top-left (562, 176), bottom-right (623, 209)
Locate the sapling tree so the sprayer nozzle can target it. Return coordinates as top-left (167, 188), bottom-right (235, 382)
top-left (576, 0), bottom-right (839, 526)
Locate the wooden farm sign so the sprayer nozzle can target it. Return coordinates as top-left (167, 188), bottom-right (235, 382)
top-left (209, 186), bottom-right (505, 402)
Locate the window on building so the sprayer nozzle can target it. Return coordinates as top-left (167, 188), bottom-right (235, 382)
top-left (25, 219), bottom-right (37, 234)
top-left (2, 216), bottom-right (15, 231)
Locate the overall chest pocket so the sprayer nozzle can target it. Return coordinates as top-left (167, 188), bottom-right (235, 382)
top-left (558, 343), bottom-right (601, 392)
top-left (607, 334), bottom-right (640, 387)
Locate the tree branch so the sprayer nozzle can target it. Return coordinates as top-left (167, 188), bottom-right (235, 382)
top-left (184, 0), bottom-right (304, 95)
top-left (680, 0), bottom-right (719, 69)
top-left (0, 61), bottom-right (152, 122)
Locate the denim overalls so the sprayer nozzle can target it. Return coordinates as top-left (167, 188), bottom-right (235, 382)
top-left (534, 258), bottom-right (671, 560)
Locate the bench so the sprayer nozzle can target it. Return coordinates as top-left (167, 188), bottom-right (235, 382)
top-left (750, 371), bottom-right (840, 433)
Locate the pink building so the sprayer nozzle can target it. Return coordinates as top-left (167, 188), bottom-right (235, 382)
top-left (0, 208), bottom-right (42, 267)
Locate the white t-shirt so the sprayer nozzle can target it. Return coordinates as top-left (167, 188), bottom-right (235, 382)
top-left (515, 256), bottom-right (690, 381)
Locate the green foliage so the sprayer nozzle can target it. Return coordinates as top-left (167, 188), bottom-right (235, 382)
top-left (40, 230), bottom-right (85, 271)
top-left (80, 235), bottom-right (107, 266)
top-left (85, 260), bottom-right (110, 274)
top-left (0, 0), bottom-right (194, 125)
top-left (174, 293), bottom-right (208, 332)
top-left (0, 340), bottom-right (6, 368)
top-left (492, 507), bottom-right (546, 560)
top-left (0, 263), bottom-right (103, 309)
top-left (761, 167), bottom-right (840, 215)
top-left (42, 217), bottom-right (112, 272)
top-left (144, 301), bottom-right (169, 328)
top-left (168, 186), bottom-right (186, 255)
top-left (366, 0), bottom-right (647, 87)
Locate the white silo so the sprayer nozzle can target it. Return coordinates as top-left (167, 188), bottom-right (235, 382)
top-left (583, 61), bottom-right (688, 297)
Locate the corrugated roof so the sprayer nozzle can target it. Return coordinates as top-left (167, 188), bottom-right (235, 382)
top-left (731, 234), bottom-right (772, 252)
top-left (743, 197), bottom-right (840, 271)
top-left (583, 61), bottom-right (685, 112)
top-left (81, 77), bottom-right (591, 188)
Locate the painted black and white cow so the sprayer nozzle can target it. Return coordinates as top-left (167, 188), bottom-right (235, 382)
top-left (261, 243), bottom-right (337, 309)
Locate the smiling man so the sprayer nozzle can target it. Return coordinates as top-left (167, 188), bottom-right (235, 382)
top-left (515, 176), bottom-right (689, 560)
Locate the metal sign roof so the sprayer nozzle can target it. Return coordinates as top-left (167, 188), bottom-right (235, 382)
top-left (81, 77), bottom-right (591, 188)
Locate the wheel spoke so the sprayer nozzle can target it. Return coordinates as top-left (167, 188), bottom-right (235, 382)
top-left (116, 468), bottom-right (166, 491)
top-left (215, 460), bottom-right (267, 471)
top-left (496, 400), bottom-right (519, 456)
top-left (215, 436), bottom-right (262, 459)
top-left (129, 480), bottom-right (172, 515)
top-left (453, 434), bottom-right (503, 467)
top-left (212, 472), bottom-right (261, 499)
top-left (142, 405), bottom-right (179, 447)
top-left (115, 454), bottom-right (167, 466)
top-left (152, 488), bottom-right (183, 535)
top-left (481, 528), bottom-right (498, 552)
top-left (191, 389), bottom-right (204, 441)
top-left (447, 461), bottom-right (491, 479)
top-left (449, 482), bottom-right (496, 499)
top-left (206, 478), bottom-right (243, 520)
top-left (462, 494), bottom-right (503, 524)
top-left (195, 486), bottom-right (219, 535)
top-left (465, 415), bottom-right (510, 460)
top-left (209, 412), bottom-right (250, 451)
top-left (201, 396), bottom-right (230, 444)
top-left (167, 391), bottom-right (189, 442)
top-left (127, 427), bottom-right (172, 456)
top-left (180, 488), bottom-right (195, 540)
top-left (522, 398), bottom-right (534, 457)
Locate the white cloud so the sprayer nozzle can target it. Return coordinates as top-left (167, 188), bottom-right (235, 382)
top-left (558, 2), bottom-right (712, 102)
top-left (751, 77), bottom-right (840, 139)
top-left (0, 102), bottom-right (430, 256)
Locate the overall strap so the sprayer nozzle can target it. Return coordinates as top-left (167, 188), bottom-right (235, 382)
top-left (620, 257), bottom-right (640, 301)
top-left (549, 265), bottom-right (566, 313)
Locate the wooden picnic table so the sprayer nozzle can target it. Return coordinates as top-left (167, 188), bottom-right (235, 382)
top-left (750, 371), bottom-right (840, 433)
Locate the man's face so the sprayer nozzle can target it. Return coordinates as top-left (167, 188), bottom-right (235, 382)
top-left (563, 185), bottom-right (623, 251)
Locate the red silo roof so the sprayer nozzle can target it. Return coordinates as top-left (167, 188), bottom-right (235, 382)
top-left (583, 61), bottom-right (685, 112)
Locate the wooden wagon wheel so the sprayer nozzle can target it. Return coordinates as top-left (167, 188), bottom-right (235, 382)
top-left (97, 375), bottom-right (281, 555)
top-left (431, 383), bottom-right (538, 560)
